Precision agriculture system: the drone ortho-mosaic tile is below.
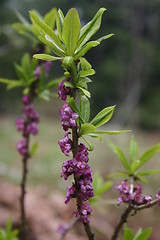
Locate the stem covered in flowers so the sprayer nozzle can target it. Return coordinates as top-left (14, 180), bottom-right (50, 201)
top-left (58, 63), bottom-right (95, 239)
top-left (16, 94), bottom-right (40, 239)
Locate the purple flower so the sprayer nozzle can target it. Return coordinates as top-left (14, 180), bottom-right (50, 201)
top-left (60, 103), bottom-right (79, 131)
top-left (75, 202), bottom-right (92, 223)
top-left (58, 132), bottom-right (72, 156)
top-left (26, 122), bottom-right (38, 135)
top-left (117, 197), bottom-right (123, 206)
top-left (156, 192), bottom-right (160, 206)
top-left (116, 181), bottom-right (153, 206)
top-left (22, 95), bottom-right (30, 105)
top-left (78, 179), bottom-right (94, 201)
top-left (44, 61), bottom-right (51, 76)
top-left (61, 159), bottom-right (75, 180)
top-left (58, 80), bottom-right (71, 101)
top-left (16, 116), bottom-right (25, 132)
top-left (57, 224), bottom-right (68, 235)
top-left (23, 104), bottom-right (40, 122)
top-left (16, 138), bottom-right (28, 156)
top-left (143, 195), bottom-right (152, 204)
top-left (16, 95), bottom-right (40, 156)
top-left (115, 180), bottom-right (129, 194)
top-left (65, 184), bottom-right (76, 204)
top-left (76, 144), bottom-right (89, 163)
top-left (34, 65), bottom-right (41, 79)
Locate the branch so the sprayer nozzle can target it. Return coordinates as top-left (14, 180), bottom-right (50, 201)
top-left (59, 217), bottom-right (79, 240)
top-left (111, 206), bottom-right (133, 240)
top-left (133, 198), bottom-right (159, 211)
top-left (19, 136), bottom-right (30, 240)
top-left (111, 198), bottom-right (159, 240)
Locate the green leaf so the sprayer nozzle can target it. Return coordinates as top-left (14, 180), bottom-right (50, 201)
top-left (77, 8), bottom-right (106, 50)
top-left (88, 134), bottom-right (102, 141)
top-left (80, 57), bottom-right (92, 70)
top-left (30, 142), bottom-right (38, 156)
top-left (39, 90), bottom-right (51, 101)
top-left (123, 226), bottom-right (134, 240)
top-left (63, 81), bottom-right (74, 88)
top-left (96, 33), bottom-right (114, 43)
top-left (133, 143), bottom-right (160, 171)
top-left (33, 53), bottom-right (62, 61)
top-left (7, 81), bottom-right (24, 90)
top-left (21, 53), bottom-right (32, 78)
top-left (29, 11), bottom-right (65, 55)
top-left (79, 123), bottom-right (96, 136)
top-left (107, 140), bottom-right (131, 172)
top-left (82, 136), bottom-right (93, 151)
top-left (62, 56), bottom-right (78, 86)
top-left (0, 78), bottom-right (19, 84)
top-left (74, 41), bottom-right (99, 60)
top-left (136, 169), bottom-right (160, 176)
top-left (79, 69), bottom-right (95, 77)
top-left (38, 36), bottom-right (64, 57)
top-left (67, 97), bottom-right (83, 123)
top-left (79, 77), bottom-right (92, 85)
top-left (130, 136), bottom-right (138, 163)
top-left (14, 63), bottom-right (28, 82)
top-left (62, 8), bottom-right (81, 55)
top-left (64, 71), bottom-right (70, 78)
top-left (46, 77), bottom-right (63, 89)
top-left (136, 175), bottom-right (148, 183)
top-left (80, 95), bottom-right (90, 123)
top-left (44, 8), bottom-right (57, 29)
top-left (78, 86), bottom-right (91, 98)
top-left (134, 228), bottom-right (152, 240)
top-left (95, 180), bottom-right (112, 195)
top-left (15, 10), bottom-right (30, 25)
top-left (131, 160), bottom-right (141, 173)
top-left (90, 106), bottom-right (115, 127)
top-left (56, 9), bottom-right (64, 41)
top-left (94, 130), bottom-right (131, 135)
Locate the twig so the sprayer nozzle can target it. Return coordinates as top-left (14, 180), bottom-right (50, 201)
top-left (111, 198), bottom-right (159, 240)
top-left (111, 206), bottom-right (133, 240)
top-left (134, 198), bottom-right (159, 211)
top-left (19, 136), bottom-right (30, 240)
top-left (59, 217), bottom-right (79, 240)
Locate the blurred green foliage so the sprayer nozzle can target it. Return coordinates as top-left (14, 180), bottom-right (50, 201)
top-left (0, 0), bottom-right (160, 129)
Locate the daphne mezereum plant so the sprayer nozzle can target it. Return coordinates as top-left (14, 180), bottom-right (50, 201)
top-left (0, 53), bottom-right (62, 239)
top-left (107, 137), bottom-right (160, 240)
top-left (29, 7), bottom-right (130, 239)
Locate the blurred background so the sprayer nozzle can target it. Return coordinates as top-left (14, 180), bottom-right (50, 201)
top-left (0, 0), bottom-right (160, 239)
top-left (0, 0), bottom-right (160, 129)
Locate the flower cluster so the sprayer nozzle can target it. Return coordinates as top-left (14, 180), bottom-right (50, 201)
top-left (116, 180), bottom-right (152, 206)
top-left (60, 103), bottom-right (79, 131)
top-left (59, 102), bottom-right (94, 223)
top-left (156, 192), bottom-right (160, 206)
top-left (34, 61), bottom-right (51, 79)
top-left (16, 95), bottom-right (40, 156)
top-left (58, 80), bottom-right (71, 101)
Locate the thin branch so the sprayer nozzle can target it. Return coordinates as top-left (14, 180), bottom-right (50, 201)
top-left (19, 136), bottom-right (30, 240)
top-left (134, 199), bottom-right (159, 211)
top-left (111, 198), bottom-right (159, 240)
top-left (111, 206), bottom-right (133, 240)
top-left (59, 217), bottom-right (79, 240)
